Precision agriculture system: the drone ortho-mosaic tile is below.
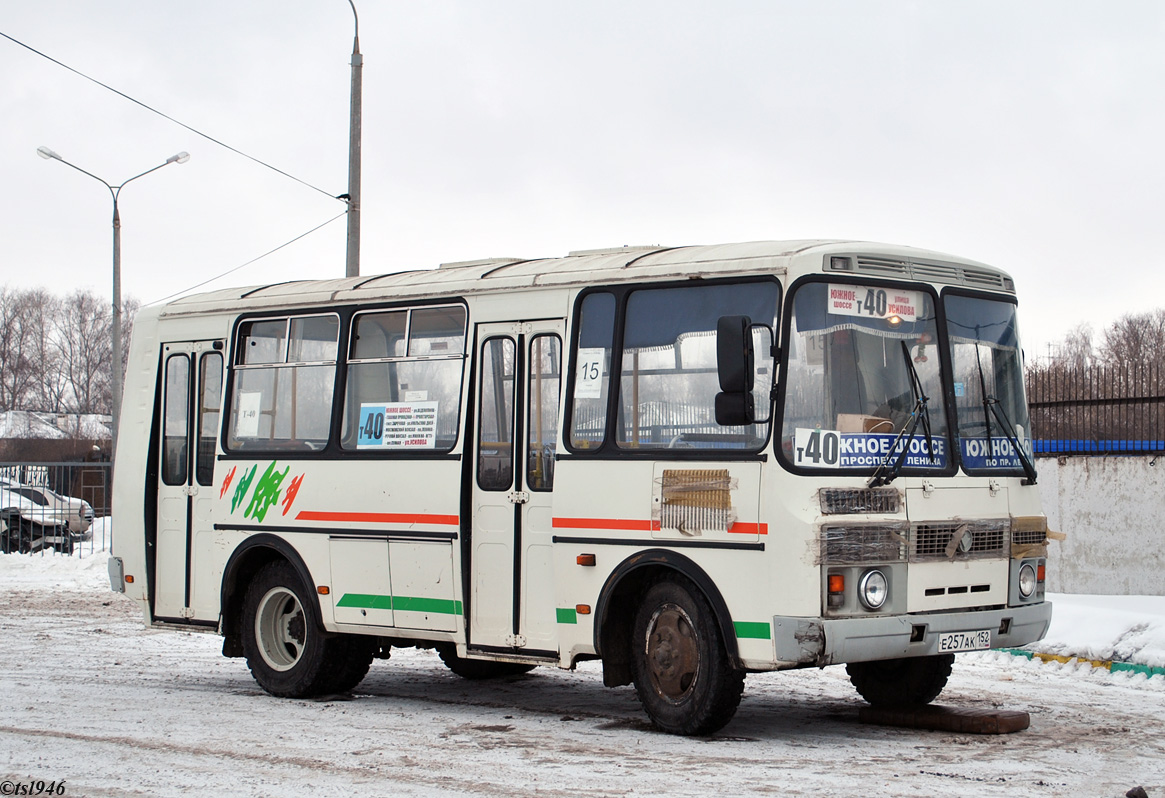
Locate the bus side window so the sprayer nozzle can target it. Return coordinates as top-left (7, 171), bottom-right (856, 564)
top-left (162, 354), bottom-right (190, 486)
top-left (341, 306), bottom-right (467, 452)
top-left (227, 314), bottom-right (338, 451)
top-left (196, 352), bottom-right (223, 487)
top-left (568, 292), bottom-right (615, 450)
top-left (477, 337), bottom-right (515, 490)
top-left (527, 334), bottom-right (561, 491)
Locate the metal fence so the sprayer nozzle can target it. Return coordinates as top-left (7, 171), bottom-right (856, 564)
top-left (1026, 362), bottom-right (1165, 456)
top-left (0, 461), bottom-right (112, 557)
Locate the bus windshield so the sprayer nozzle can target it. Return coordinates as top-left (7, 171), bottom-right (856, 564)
top-left (780, 281), bottom-right (949, 473)
top-left (944, 293), bottom-right (1033, 474)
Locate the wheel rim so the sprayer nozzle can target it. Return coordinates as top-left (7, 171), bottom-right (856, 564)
top-left (643, 602), bottom-right (700, 702)
top-left (254, 586), bottom-right (307, 672)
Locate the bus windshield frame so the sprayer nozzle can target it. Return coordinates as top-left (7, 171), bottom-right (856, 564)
top-left (943, 289), bottom-right (1033, 477)
top-left (777, 277), bottom-right (953, 477)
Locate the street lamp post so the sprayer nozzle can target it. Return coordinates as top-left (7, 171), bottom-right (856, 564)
top-left (36, 146), bottom-right (190, 463)
top-left (345, 0), bottom-right (363, 278)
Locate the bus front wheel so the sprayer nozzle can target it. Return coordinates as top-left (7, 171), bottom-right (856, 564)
top-left (630, 576), bottom-right (744, 735)
top-left (242, 561), bottom-right (373, 697)
top-left (846, 654), bottom-right (954, 707)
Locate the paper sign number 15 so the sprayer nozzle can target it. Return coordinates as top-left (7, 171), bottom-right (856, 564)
top-left (575, 349), bottom-right (605, 399)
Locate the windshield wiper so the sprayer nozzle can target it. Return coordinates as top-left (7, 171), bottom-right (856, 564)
top-left (971, 342), bottom-right (1038, 485)
top-left (984, 397), bottom-right (1038, 485)
top-left (868, 341), bottom-right (937, 487)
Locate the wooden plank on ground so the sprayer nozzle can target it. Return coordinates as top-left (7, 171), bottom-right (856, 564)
top-left (859, 705), bottom-right (1030, 734)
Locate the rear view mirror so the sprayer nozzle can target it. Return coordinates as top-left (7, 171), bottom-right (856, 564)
top-left (717, 315), bottom-right (754, 394)
top-left (716, 316), bottom-right (756, 426)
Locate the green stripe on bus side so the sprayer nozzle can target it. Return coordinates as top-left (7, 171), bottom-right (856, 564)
top-left (336, 593), bottom-right (463, 615)
top-left (556, 608), bottom-right (578, 624)
top-left (734, 621), bottom-right (772, 640)
top-left (336, 593), bottom-right (393, 610)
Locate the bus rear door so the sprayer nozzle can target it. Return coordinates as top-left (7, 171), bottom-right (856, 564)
top-left (154, 341), bottom-right (223, 623)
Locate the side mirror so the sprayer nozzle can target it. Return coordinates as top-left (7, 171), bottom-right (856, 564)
top-left (717, 315), bottom-right (754, 394)
top-left (716, 315), bottom-right (755, 426)
top-left (715, 391), bottom-right (755, 427)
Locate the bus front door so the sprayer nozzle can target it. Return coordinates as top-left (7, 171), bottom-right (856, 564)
top-left (153, 341), bottom-right (223, 623)
top-left (469, 322), bottom-right (563, 656)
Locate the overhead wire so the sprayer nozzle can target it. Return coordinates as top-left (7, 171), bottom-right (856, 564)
top-left (0, 30), bottom-right (344, 201)
top-left (146, 211), bottom-right (349, 306)
top-left (2, 28), bottom-right (358, 302)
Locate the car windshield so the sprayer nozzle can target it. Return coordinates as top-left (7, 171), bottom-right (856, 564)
top-left (944, 294), bottom-right (1032, 474)
top-left (780, 281), bottom-right (949, 472)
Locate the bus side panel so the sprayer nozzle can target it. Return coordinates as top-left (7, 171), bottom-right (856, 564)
top-left (112, 305), bottom-right (165, 621)
top-left (551, 457), bottom-right (785, 670)
top-left (207, 459), bottom-right (465, 635)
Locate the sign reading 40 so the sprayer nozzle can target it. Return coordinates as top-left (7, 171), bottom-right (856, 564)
top-left (794, 428), bottom-right (840, 466)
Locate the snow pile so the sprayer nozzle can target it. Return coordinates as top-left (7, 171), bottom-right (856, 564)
top-left (0, 517), bottom-right (113, 590)
top-left (1027, 593), bottom-right (1165, 669)
top-left (0, 542), bottom-right (111, 590)
top-left (0, 409), bottom-right (110, 439)
top-left (0, 409), bottom-right (67, 439)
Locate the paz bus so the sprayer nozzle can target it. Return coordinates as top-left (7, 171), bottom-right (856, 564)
top-left (108, 240), bottom-right (1052, 735)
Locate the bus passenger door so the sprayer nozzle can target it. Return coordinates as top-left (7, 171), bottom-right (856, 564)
top-left (154, 341), bottom-right (224, 623)
top-left (470, 321), bottom-right (563, 655)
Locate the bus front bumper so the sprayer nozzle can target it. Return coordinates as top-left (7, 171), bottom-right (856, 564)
top-left (771, 601), bottom-right (1053, 667)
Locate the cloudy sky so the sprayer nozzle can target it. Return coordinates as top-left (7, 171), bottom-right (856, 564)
top-left (3, 1), bottom-right (1163, 356)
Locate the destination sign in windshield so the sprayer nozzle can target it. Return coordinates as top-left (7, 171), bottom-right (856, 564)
top-left (793, 428), bottom-right (947, 469)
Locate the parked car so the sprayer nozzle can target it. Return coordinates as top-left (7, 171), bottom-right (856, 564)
top-left (0, 480), bottom-right (92, 554)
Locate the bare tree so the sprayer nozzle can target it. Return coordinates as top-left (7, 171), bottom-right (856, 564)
top-left (1060, 322), bottom-right (1096, 369)
top-left (120, 296), bottom-right (141, 388)
top-left (0, 287), bottom-right (37, 412)
top-left (56, 289), bottom-right (112, 414)
top-left (1100, 309), bottom-right (1165, 364)
top-left (22, 289), bottom-right (70, 413)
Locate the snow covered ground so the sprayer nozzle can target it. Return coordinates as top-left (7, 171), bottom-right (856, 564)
top-left (1, 528), bottom-right (1162, 797)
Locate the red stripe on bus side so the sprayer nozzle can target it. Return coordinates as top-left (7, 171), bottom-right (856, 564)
top-left (553, 518), bottom-right (768, 535)
top-left (552, 517), bottom-right (660, 532)
top-left (727, 523), bottom-right (768, 535)
top-left (295, 511), bottom-right (460, 527)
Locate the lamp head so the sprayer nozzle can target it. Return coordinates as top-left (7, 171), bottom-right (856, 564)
top-left (37, 146), bottom-right (61, 161)
top-left (168, 152), bottom-right (191, 165)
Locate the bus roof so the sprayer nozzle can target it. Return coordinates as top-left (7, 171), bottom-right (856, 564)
top-left (157, 239), bottom-right (1011, 317)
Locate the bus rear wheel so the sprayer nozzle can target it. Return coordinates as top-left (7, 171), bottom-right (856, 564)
top-left (630, 576), bottom-right (744, 736)
top-left (846, 654), bottom-right (954, 707)
top-left (242, 561), bottom-right (373, 697)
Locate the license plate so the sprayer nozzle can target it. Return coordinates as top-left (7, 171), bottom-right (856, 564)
top-left (937, 629), bottom-right (992, 653)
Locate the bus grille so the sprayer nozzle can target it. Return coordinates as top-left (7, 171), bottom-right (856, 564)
top-left (849, 257), bottom-right (1013, 292)
top-left (819, 488), bottom-right (901, 515)
top-left (911, 520), bottom-right (1009, 560)
top-left (822, 524), bottom-right (908, 563)
top-left (1012, 527), bottom-right (1047, 546)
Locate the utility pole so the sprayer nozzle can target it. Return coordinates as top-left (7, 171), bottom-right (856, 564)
top-left (345, 0), bottom-right (363, 278)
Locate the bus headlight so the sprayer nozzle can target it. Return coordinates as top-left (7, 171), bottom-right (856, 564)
top-left (1018, 563), bottom-right (1037, 598)
top-left (858, 569), bottom-right (888, 610)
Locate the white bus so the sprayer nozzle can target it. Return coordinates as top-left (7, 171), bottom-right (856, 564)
top-left (109, 240), bottom-right (1052, 735)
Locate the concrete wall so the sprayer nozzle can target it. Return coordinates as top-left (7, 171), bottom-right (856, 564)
top-left (1037, 455), bottom-right (1165, 595)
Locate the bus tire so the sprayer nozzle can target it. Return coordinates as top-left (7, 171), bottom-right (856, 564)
top-left (437, 645), bottom-right (536, 680)
top-left (242, 561), bottom-right (341, 698)
top-left (630, 576), bottom-right (744, 736)
top-left (846, 654), bottom-right (954, 707)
